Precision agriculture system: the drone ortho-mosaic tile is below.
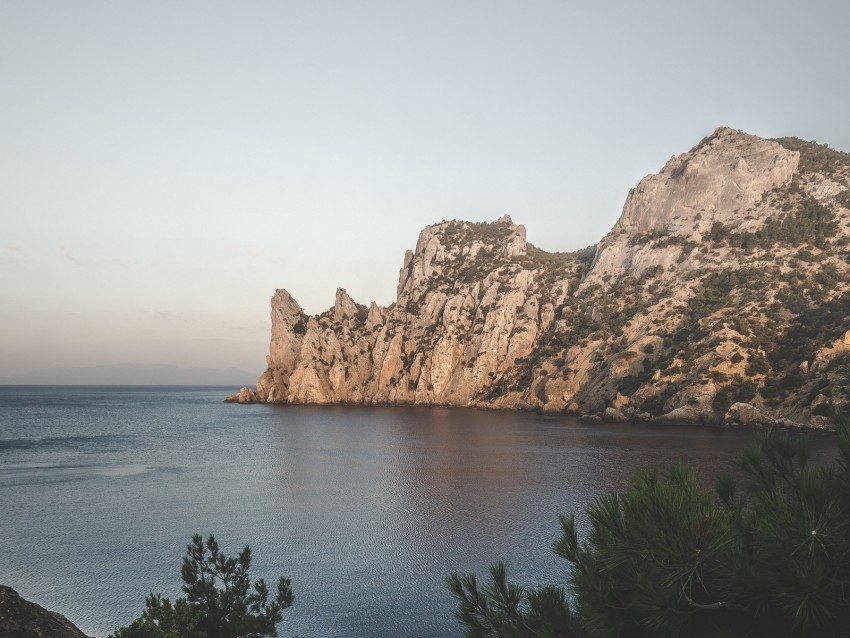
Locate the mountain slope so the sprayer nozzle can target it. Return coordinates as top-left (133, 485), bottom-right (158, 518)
top-left (231, 127), bottom-right (850, 429)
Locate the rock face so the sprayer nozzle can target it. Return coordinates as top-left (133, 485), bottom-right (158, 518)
top-left (0, 585), bottom-right (90, 638)
top-left (239, 128), bottom-right (850, 430)
top-left (224, 386), bottom-right (258, 403)
top-left (252, 215), bottom-right (551, 407)
top-left (585, 128), bottom-right (800, 286)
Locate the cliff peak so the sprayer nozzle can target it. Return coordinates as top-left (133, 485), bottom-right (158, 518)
top-left (333, 288), bottom-right (359, 323)
top-left (584, 127), bottom-right (801, 285)
top-left (396, 217), bottom-right (527, 297)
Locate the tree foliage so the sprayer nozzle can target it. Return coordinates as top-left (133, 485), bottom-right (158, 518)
top-left (110, 534), bottom-right (293, 638)
top-left (450, 419), bottom-right (850, 637)
top-left (448, 562), bottom-right (580, 638)
top-left (708, 198), bottom-right (838, 250)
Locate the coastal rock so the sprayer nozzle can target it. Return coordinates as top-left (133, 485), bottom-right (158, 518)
top-left (224, 387), bottom-right (258, 403)
top-left (611, 392), bottom-right (631, 410)
top-left (724, 402), bottom-right (774, 428)
top-left (252, 215), bottom-right (540, 407)
top-left (240, 128), bottom-right (850, 431)
top-left (653, 406), bottom-right (703, 425)
top-left (0, 585), bottom-right (90, 638)
top-left (542, 397), bottom-right (568, 414)
top-left (603, 407), bottom-right (628, 423)
top-left (266, 289), bottom-right (304, 371)
top-left (653, 407), bottom-right (720, 426)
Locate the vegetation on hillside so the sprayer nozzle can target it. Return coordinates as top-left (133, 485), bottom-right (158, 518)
top-left (774, 137), bottom-right (850, 182)
top-left (708, 198), bottom-right (839, 249)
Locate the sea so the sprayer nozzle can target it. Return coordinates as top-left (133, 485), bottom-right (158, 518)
top-left (0, 385), bottom-right (831, 637)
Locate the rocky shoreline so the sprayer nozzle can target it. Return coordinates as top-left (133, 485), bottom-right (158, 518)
top-left (226, 391), bottom-right (819, 432)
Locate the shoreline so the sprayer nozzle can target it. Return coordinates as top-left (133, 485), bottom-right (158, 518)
top-left (224, 391), bottom-right (835, 433)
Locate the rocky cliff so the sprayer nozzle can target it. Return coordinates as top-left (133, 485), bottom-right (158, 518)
top-left (0, 586), bottom-right (90, 638)
top-left (230, 127), bottom-right (850, 429)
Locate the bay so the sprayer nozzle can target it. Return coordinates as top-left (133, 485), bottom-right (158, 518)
top-left (0, 386), bottom-right (821, 637)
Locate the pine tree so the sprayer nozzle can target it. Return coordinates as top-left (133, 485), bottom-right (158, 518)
top-left (110, 534), bottom-right (293, 638)
top-left (450, 417), bottom-right (850, 637)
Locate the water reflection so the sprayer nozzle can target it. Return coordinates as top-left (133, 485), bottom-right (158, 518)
top-left (263, 406), bottom-right (780, 637)
top-left (2, 387), bottom-right (836, 638)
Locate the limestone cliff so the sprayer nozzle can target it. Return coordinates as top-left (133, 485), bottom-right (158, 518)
top-left (230, 128), bottom-right (850, 429)
top-left (241, 214), bottom-right (572, 408)
top-left (585, 128), bottom-right (800, 286)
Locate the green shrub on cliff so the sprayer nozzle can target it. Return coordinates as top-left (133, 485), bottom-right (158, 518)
top-left (773, 137), bottom-right (850, 176)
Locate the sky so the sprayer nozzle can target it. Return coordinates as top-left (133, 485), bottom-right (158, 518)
top-left (1, 0), bottom-right (849, 380)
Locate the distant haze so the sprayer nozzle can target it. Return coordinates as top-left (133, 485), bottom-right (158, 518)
top-left (2, 364), bottom-right (258, 386)
top-left (1, 1), bottom-right (848, 381)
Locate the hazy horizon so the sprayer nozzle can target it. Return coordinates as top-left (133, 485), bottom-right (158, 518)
top-left (0, 362), bottom-right (260, 386)
top-left (2, 1), bottom-right (849, 380)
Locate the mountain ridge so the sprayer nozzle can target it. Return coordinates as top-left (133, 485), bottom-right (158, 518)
top-left (229, 127), bottom-right (850, 430)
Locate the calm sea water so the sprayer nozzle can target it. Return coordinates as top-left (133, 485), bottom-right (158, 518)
top-left (0, 386), bottom-right (827, 637)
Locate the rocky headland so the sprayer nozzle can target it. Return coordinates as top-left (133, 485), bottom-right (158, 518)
top-left (228, 128), bottom-right (850, 430)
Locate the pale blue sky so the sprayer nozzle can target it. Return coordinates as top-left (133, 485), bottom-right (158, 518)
top-left (1, 0), bottom-right (848, 379)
